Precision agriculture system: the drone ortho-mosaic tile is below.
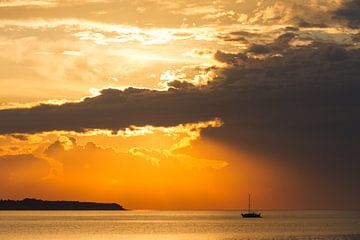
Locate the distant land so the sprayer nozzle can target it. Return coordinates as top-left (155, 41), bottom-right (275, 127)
top-left (0, 198), bottom-right (125, 210)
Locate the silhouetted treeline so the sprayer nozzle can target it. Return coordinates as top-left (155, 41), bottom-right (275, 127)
top-left (0, 198), bottom-right (125, 210)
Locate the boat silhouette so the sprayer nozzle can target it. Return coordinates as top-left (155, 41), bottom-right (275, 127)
top-left (241, 194), bottom-right (262, 218)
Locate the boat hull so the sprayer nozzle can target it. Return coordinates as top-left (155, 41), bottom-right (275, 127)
top-left (241, 213), bottom-right (262, 218)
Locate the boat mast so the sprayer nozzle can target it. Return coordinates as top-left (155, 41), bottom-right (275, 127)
top-left (248, 194), bottom-right (251, 213)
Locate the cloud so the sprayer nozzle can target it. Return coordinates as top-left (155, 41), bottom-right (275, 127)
top-left (0, 87), bottom-right (214, 134)
top-left (0, 41), bottom-right (359, 166)
top-left (208, 44), bottom-right (360, 193)
top-left (0, 0), bottom-right (358, 30)
top-left (243, 0), bottom-right (360, 29)
top-left (333, 0), bottom-right (360, 28)
top-left (0, 0), bottom-right (57, 7)
top-left (214, 50), bottom-right (248, 64)
top-left (0, 42), bottom-right (358, 135)
top-left (0, 0), bottom-right (241, 27)
top-left (0, 154), bottom-right (50, 183)
top-left (37, 137), bottom-right (228, 208)
top-left (3, 38), bottom-right (359, 203)
top-left (246, 32), bottom-right (296, 54)
top-left (0, 0), bottom-right (359, 205)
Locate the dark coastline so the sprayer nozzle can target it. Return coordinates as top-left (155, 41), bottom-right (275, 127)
top-left (0, 198), bottom-right (125, 210)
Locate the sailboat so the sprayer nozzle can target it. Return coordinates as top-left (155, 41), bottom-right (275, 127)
top-left (241, 194), bottom-right (262, 218)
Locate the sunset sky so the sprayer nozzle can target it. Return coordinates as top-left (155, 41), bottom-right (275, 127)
top-left (0, 0), bottom-right (359, 210)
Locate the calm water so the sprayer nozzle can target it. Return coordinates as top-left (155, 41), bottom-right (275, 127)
top-left (0, 210), bottom-right (359, 240)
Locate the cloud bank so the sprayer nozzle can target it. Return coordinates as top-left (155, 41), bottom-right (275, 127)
top-left (1, 0), bottom-right (360, 208)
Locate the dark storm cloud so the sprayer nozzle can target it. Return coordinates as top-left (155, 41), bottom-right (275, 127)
top-left (218, 31), bottom-right (260, 43)
top-left (206, 43), bottom-right (360, 203)
top-left (247, 32), bottom-right (297, 54)
top-left (214, 50), bottom-right (248, 64)
top-left (166, 80), bottom-right (196, 89)
top-left (0, 39), bottom-right (359, 202)
top-left (0, 87), bottom-right (216, 134)
top-left (333, 0), bottom-right (360, 28)
top-left (0, 43), bottom-right (359, 138)
top-left (292, 18), bottom-right (328, 28)
top-left (247, 44), bottom-right (271, 54)
top-left (217, 32), bottom-right (298, 57)
top-left (297, 21), bottom-right (327, 28)
top-left (205, 43), bottom-right (360, 162)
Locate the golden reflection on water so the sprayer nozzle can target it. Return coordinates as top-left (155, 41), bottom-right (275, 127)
top-left (0, 210), bottom-right (359, 240)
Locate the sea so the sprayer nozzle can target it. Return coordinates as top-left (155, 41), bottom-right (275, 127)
top-left (0, 210), bottom-right (359, 240)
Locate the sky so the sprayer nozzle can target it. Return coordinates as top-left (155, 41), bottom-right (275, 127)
top-left (0, 0), bottom-right (359, 210)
